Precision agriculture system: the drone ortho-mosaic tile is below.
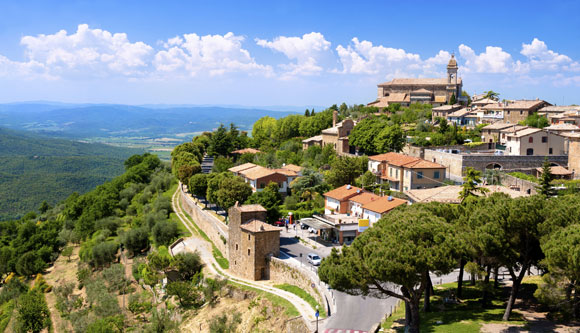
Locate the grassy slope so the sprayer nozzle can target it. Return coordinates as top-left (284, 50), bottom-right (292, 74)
top-left (383, 280), bottom-right (530, 332)
top-left (0, 128), bottom-right (139, 220)
top-left (274, 283), bottom-right (326, 317)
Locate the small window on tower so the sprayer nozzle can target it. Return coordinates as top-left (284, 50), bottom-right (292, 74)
top-left (248, 249), bottom-right (251, 256)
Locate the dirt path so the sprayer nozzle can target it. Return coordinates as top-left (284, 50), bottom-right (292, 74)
top-left (43, 247), bottom-right (81, 332)
top-left (171, 186), bottom-right (317, 330)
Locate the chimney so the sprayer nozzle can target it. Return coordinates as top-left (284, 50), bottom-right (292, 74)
top-left (333, 110), bottom-right (338, 127)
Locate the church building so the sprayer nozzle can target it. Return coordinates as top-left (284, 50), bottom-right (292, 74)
top-left (368, 55), bottom-right (465, 109)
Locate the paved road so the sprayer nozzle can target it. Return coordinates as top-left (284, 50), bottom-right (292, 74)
top-left (279, 231), bottom-right (493, 332)
top-left (280, 233), bottom-right (397, 331)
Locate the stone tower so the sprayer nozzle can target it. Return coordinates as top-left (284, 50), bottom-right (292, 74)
top-left (447, 54), bottom-right (459, 101)
top-left (228, 203), bottom-right (280, 280)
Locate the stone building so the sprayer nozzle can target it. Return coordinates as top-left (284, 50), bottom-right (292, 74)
top-left (228, 204), bottom-right (280, 281)
top-left (563, 133), bottom-right (580, 178)
top-left (368, 55), bottom-right (464, 108)
top-left (320, 111), bottom-right (355, 155)
top-left (480, 99), bottom-right (550, 124)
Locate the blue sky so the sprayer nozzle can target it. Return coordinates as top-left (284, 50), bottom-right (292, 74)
top-left (0, 0), bottom-right (579, 107)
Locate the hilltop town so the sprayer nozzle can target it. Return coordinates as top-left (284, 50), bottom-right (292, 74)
top-left (4, 55), bottom-right (580, 333)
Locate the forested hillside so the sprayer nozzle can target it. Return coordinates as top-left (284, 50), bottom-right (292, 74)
top-left (0, 128), bottom-right (139, 220)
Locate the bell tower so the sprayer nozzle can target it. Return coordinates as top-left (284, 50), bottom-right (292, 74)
top-left (447, 54), bottom-right (458, 85)
top-left (446, 54), bottom-right (459, 102)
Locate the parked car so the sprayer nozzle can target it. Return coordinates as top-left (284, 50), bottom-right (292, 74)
top-left (307, 253), bottom-right (321, 266)
top-left (274, 220), bottom-right (285, 227)
top-left (300, 223), bottom-right (309, 230)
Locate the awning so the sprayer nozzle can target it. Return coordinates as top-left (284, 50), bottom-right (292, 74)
top-left (300, 218), bottom-right (333, 231)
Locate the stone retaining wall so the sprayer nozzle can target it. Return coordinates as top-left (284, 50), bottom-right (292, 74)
top-left (500, 174), bottom-right (538, 195)
top-left (179, 187), bottom-right (228, 257)
top-left (270, 257), bottom-right (324, 308)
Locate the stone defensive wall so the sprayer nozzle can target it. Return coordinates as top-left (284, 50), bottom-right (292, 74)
top-left (423, 149), bottom-right (568, 182)
top-left (179, 185), bottom-right (228, 257)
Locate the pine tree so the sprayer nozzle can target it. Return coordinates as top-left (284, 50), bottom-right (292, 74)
top-left (449, 93), bottom-right (456, 105)
top-left (538, 158), bottom-right (555, 197)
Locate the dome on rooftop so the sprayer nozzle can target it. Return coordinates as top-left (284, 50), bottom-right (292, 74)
top-left (447, 54), bottom-right (458, 68)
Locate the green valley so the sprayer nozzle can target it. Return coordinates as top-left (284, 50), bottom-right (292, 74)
top-left (0, 128), bottom-right (140, 221)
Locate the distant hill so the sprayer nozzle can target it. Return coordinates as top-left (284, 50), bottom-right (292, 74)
top-left (0, 128), bottom-right (139, 220)
top-left (0, 103), bottom-right (298, 139)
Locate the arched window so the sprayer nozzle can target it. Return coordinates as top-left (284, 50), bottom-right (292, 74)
top-left (529, 137), bottom-right (533, 143)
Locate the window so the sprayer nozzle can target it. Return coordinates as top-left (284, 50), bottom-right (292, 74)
top-left (404, 186), bottom-right (408, 191)
top-left (396, 169), bottom-right (399, 178)
top-left (260, 183), bottom-right (265, 188)
top-left (248, 249), bottom-right (251, 256)
top-left (529, 137), bottom-right (533, 143)
top-left (526, 148), bottom-right (534, 155)
top-left (417, 171), bottom-right (423, 179)
top-left (248, 234), bottom-right (251, 240)
top-left (434, 171), bottom-right (440, 179)
top-left (236, 244), bottom-right (238, 250)
top-left (389, 168), bottom-right (392, 177)
top-left (542, 136), bottom-right (548, 143)
top-left (549, 148), bottom-right (553, 154)
top-left (520, 111), bottom-right (523, 115)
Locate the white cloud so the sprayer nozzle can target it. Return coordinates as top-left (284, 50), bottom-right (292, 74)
top-left (154, 32), bottom-right (272, 77)
top-left (335, 38), bottom-right (421, 75)
top-left (521, 38), bottom-right (578, 71)
top-left (458, 44), bottom-right (513, 73)
top-left (20, 24), bottom-right (153, 77)
top-left (256, 32), bottom-right (331, 76)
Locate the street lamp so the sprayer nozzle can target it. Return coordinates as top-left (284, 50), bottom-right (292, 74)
top-left (315, 305), bottom-right (319, 332)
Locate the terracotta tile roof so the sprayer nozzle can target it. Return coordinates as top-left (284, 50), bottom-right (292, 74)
top-left (506, 128), bottom-right (542, 138)
top-left (432, 104), bottom-right (463, 111)
top-left (239, 165), bottom-right (277, 180)
top-left (481, 122), bottom-right (514, 130)
top-left (229, 163), bottom-right (257, 173)
top-left (302, 135), bottom-right (322, 143)
top-left (362, 196), bottom-right (407, 214)
top-left (405, 185), bottom-right (528, 204)
top-left (539, 106), bottom-right (580, 113)
top-left (404, 159), bottom-right (446, 169)
top-left (349, 192), bottom-right (380, 205)
top-left (472, 98), bottom-right (497, 105)
top-left (482, 100), bottom-right (547, 111)
top-left (368, 94), bottom-right (410, 107)
top-left (448, 108), bottom-right (472, 118)
top-left (231, 148), bottom-right (261, 155)
top-left (236, 204), bottom-right (267, 212)
top-left (545, 123), bottom-right (580, 131)
top-left (379, 78), bottom-right (462, 86)
top-left (369, 152), bottom-right (444, 169)
top-left (536, 165), bottom-right (573, 176)
top-left (281, 164), bottom-right (303, 173)
top-left (273, 168), bottom-right (298, 177)
top-left (500, 125), bottom-right (529, 133)
top-left (324, 184), bottom-right (363, 201)
top-left (240, 219), bottom-right (280, 233)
